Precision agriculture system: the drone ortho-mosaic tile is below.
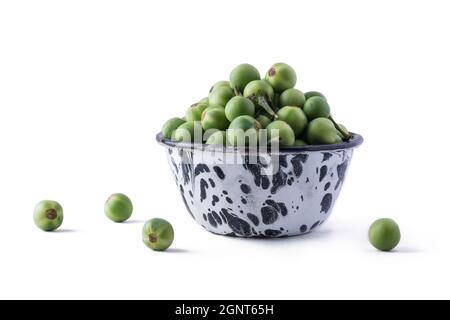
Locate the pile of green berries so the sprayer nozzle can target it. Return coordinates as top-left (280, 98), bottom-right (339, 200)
top-left (162, 63), bottom-right (351, 146)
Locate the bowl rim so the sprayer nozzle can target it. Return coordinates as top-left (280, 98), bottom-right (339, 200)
top-left (156, 132), bottom-right (363, 153)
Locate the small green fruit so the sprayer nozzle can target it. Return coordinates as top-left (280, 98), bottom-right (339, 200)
top-left (206, 130), bottom-right (227, 145)
top-left (162, 117), bottom-right (185, 140)
top-left (34, 200), bottom-right (64, 231)
top-left (173, 121), bottom-right (198, 142)
top-left (142, 218), bottom-right (174, 251)
top-left (293, 139), bottom-right (307, 146)
top-left (208, 86), bottom-right (234, 107)
top-left (306, 118), bottom-right (340, 145)
top-left (266, 120), bottom-right (296, 146)
top-left (369, 218), bottom-right (401, 252)
top-left (225, 96), bottom-right (255, 122)
top-left (229, 63), bottom-right (260, 93)
top-left (279, 88), bottom-right (305, 108)
top-left (276, 106), bottom-right (308, 138)
top-left (303, 96), bottom-right (330, 120)
top-left (104, 193), bottom-right (133, 222)
top-left (255, 115), bottom-right (271, 129)
top-left (201, 107), bottom-right (229, 131)
top-left (305, 91), bottom-right (325, 100)
top-left (209, 80), bottom-right (230, 93)
top-left (265, 63), bottom-right (297, 93)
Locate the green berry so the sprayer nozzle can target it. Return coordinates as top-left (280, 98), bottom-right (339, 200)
top-left (201, 105), bottom-right (223, 119)
top-left (104, 193), bottom-right (133, 222)
top-left (142, 218), bottom-right (174, 251)
top-left (209, 80), bottom-right (230, 93)
top-left (293, 139), bottom-right (307, 146)
top-left (185, 103), bottom-right (206, 122)
top-left (306, 118), bottom-right (341, 145)
top-left (33, 200), bottom-right (63, 231)
top-left (162, 117), bottom-right (185, 139)
top-left (266, 120), bottom-right (295, 146)
top-left (205, 130), bottom-right (227, 145)
top-left (243, 80), bottom-right (274, 100)
top-left (172, 121), bottom-right (199, 142)
top-left (335, 123), bottom-right (349, 139)
top-left (208, 86), bottom-right (234, 107)
top-left (303, 96), bottom-right (330, 120)
top-left (227, 115), bottom-right (261, 146)
top-left (225, 96), bottom-right (255, 122)
top-left (276, 106), bottom-right (308, 138)
top-left (201, 107), bottom-right (229, 131)
top-left (229, 63), bottom-right (260, 93)
top-left (265, 63), bottom-right (297, 93)
top-left (305, 91), bottom-right (325, 100)
top-left (256, 115), bottom-right (271, 129)
top-left (369, 218), bottom-right (401, 252)
top-left (279, 88), bottom-right (306, 108)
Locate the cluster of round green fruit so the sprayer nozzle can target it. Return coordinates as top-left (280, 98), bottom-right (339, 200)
top-left (162, 63), bottom-right (351, 147)
top-left (33, 196), bottom-right (174, 251)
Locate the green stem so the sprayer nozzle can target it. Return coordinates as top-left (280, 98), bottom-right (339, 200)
top-left (329, 115), bottom-right (351, 141)
top-left (234, 88), bottom-right (242, 96)
top-left (251, 94), bottom-right (278, 119)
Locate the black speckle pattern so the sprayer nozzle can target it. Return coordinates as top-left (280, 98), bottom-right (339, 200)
top-left (319, 165), bottom-right (328, 182)
top-left (247, 213), bottom-right (259, 226)
top-left (270, 169), bottom-right (288, 194)
top-left (212, 195), bottom-right (219, 206)
top-left (279, 155), bottom-right (288, 168)
top-left (219, 211), bottom-right (227, 224)
top-left (194, 164), bottom-right (210, 176)
top-left (261, 200), bottom-right (288, 225)
top-left (171, 158), bottom-right (179, 174)
top-left (264, 229), bottom-right (282, 237)
top-left (261, 206), bottom-right (278, 224)
top-left (335, 159), bottom-right (349, 190)
top-left (213, 166), bottom-right (225, 180)
top-left (181, 163), bottom-right (192, 185)
top-left (168, 146), bottom-right (353, 238)
top-left (200, 179), bottom-right (208, 202)
top-left (212, 211), bottom-right (222, 225)
top-left (322, 152), bottom-right (332, 162)
top-left (310, 221), bottom-right (320, 230)
top-left (243, 156), bottom-right (270, 190)
top-left (320, 193), bottom-right (333, 214)
top-left (240, 184), bottom-right (251, 194)
top-left (291, 154), bottom-right (308, 177)
top-left (207, 213), bottom-right (217, 228)
top-left (221, 208), bottom-right (251, 237)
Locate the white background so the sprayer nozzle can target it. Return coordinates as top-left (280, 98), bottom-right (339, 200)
top-left (1, 0), bottom-right (449, 300)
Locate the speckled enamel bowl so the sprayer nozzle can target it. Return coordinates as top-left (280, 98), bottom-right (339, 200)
top-left (157, 133), bottom-right (363, 238)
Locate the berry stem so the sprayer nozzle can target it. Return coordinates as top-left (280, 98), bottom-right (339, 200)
top-left (329, 115), bottom-right (351, 141)
top-left (251, 94), bottom-right (278, 119)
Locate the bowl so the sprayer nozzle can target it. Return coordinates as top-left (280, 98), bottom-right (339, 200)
top-left (156, 133), bottom-right (363, 238)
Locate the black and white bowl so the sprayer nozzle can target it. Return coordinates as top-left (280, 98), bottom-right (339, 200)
top-left (157, 133), bottom-right (363, 238)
